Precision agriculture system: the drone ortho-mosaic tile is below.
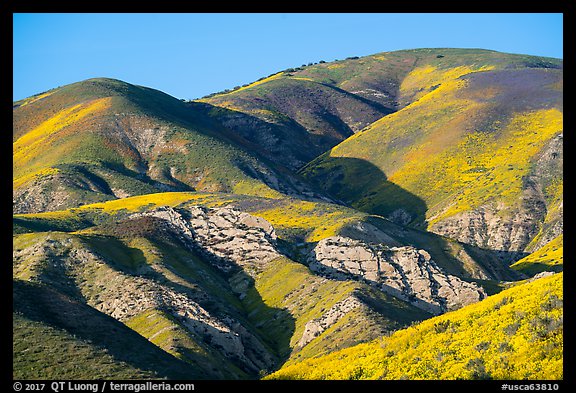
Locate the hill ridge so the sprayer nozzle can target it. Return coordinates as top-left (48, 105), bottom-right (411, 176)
top-left (13, 47), bottom-right (563, 380)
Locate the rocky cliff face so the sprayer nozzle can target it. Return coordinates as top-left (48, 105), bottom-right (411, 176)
top-left (429, 203), bottom-right (544, 259)
top-left (298, 296), bottom-right (365, 348)
top-left (430, 133), bottom-right (563, 260)
top-left (137, 206), bottom-right (280, 277)
top-left (308, 236), bottom-right (486, 315)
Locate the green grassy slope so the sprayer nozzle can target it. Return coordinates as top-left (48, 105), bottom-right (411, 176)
top-left (267, 272), bottom-right (563, 380)
top-left (13, 78), bottom-right (315, 214)
top-left (13, 280), bottom-right (200, 380)
top-left (13, 229), bottom-right (256, 379)
top-left (200, 49), bottom-right (561, 170)
top-left (300, 51), bottom-right (562, 256)
top-left (13, 193), bottom-right (439, 379)
top-left (239, 256), bottom-right (429, 370)
top-left (14, 313), bottom-right (157, 380)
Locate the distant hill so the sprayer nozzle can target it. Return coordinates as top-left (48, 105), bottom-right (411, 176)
top-left (200, 48), bottom-right (561, 171)
top-left (13, 78), bottom-right (319, 214)
top-left (298, 49), bottom-right (562, 260)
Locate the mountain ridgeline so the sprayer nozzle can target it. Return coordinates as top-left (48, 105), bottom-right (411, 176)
top-left (13, 48), bottom-right (563, 380)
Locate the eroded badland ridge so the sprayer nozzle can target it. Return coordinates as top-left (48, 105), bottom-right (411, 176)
top-left (13, 48), bottom-right (562, 380)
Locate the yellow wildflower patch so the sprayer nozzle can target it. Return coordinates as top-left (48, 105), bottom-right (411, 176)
top-left (76, 192), bottom-right (200, 212)
top-left (268, 273), bottom-right (563, 380)
top-left (400, 64), bottom-right (495, 103)
top-left (232, 180), bottom-right (284, 199)
top-left (511, 235), bottom-right (563, 275)
top-left (251, 200), bottom-right (365, 242)
top-left (13, 98), bottom-right (112, 169)
top-left (13, 167), bottom-right (60, 189)
top-left (16, 90), bottom-right (55, 108)
top-left (425, 108), bottom-right (562, 225)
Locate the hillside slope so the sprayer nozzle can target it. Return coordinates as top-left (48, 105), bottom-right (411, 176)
top-left (13, 280), bottom-right (200, 379)
top-left (300, 50), bottom-right (562, 260)
top-left (14, 191), bottom-right (560, 379)
top-left (13, 191), bottom-right (523, 283)
top-left (510, 235), bottom-right (563, 276)
top-left (198, 77), bottom-right (392, 170)
top-left (13, 78), bottom-right (318, 214)
top-left (15, 194), bottom-right (454, 379)
top-left (201, 48), bottom-right (561, 171)
top-left (267, 272), bottom-right (563, 380)
top-left (13, 48), bottom-right (562, 381)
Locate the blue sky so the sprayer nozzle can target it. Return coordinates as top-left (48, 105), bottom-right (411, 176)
top-left (13, 13), bottom-right (563, 101)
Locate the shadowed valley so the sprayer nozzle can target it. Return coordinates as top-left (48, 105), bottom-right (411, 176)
top-left (13, 48), bottom-right (562, 380)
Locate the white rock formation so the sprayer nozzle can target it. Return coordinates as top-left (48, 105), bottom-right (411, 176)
top-left (308, 236), bottom-right (486, 314)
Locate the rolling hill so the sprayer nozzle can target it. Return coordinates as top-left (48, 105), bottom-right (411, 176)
top-left (13, 48), bottom-right (563, 380)
top-left (298, 49), bottom-right (562, 261)
top-left (266, 272), bottom-right (563, 380)
top-left (200, 48), bottom-right (561, 172)
top-left (13, 78), bottom-right (320, 214)
top-left (14, 194), bottom-right (441, 379)
top-left (13, 280), bottom-right (200, 379)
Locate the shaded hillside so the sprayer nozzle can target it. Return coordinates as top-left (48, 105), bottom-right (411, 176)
top-left (14, 194), bottom-right (444, 379)
top-left (198, 78), bottom-right (392, 169)
top-left (267, 272), bottom-right (563, 380)
top-left (301, 52), bottom-right (562, 260)
top-left (201, 48), bottom-right (561, 170)
top-left (13, 280), bottom-right (200, 379)
top-left (13, 78), bottom-right (318, 214)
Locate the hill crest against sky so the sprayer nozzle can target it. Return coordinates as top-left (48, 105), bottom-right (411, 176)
top-left (13, 13), bottom-right (563, 102)
top-left (12, 46), bottom-right (563, 381)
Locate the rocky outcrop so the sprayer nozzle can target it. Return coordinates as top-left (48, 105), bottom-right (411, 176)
top-left (137, 206), bottom-right (280, 276)
top-left (430, 133), bottom-right (563, 259)
top-left (525, 133), bottom-right (563, 252)
top-left (338, 220), bottom-right (399, 246)
top-left (308, 236), bottom-right (486, 315)
top-left (112, 205), bottom-right (288, 366)
top-left (13, 180), bottom-right (70, 214)
top-left (430, 203), bottom-right (546, 258)
top-left (298, 296), bottom-right (364, 348)
top-left (113, 116), bottom-right (170, 158)
top-left (386, 208), bottom-right (414, 226)
top-left (13, 234), bottom-right (276, 374)
top-left (527, 271), bottom-right (556, 283)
